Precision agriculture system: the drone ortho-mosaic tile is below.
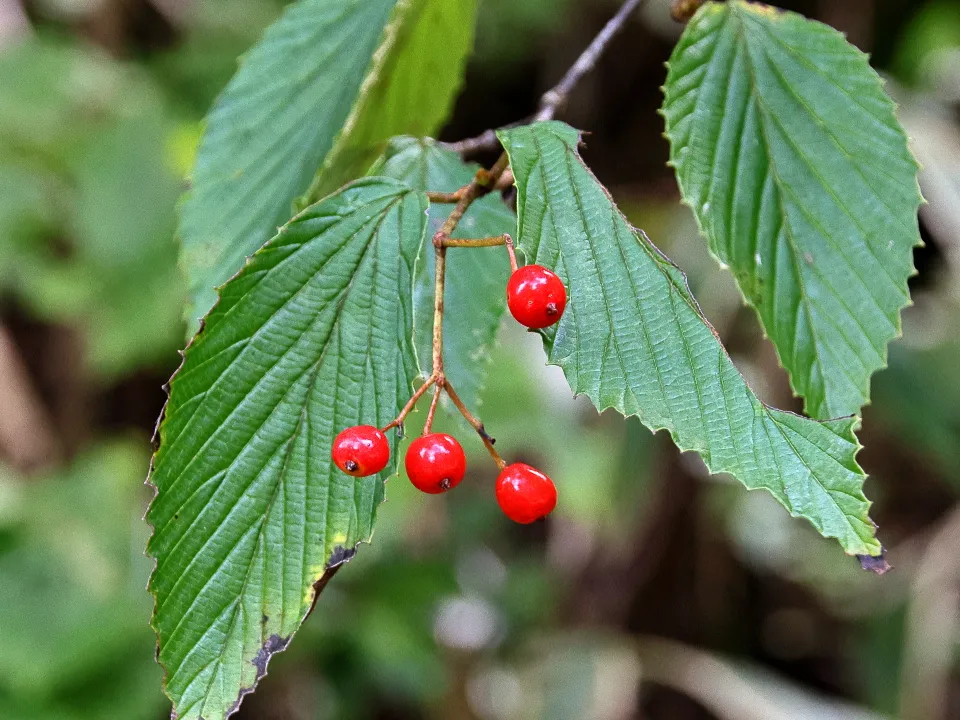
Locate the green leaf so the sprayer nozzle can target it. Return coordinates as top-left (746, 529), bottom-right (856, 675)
top-left (307, 0), bottom-right (479, 202)
top-left (147, 178), bottom-right (426, 720)
top-left (498, 121), bottom-right (883, 560)
top-left (377, 136), bottom-right (515, 412)
top-left (179, 0), bottom-right (478, 334)
top-left (662, 1), bottom-right (921, 420)
top-left (178, 0), bottom-right (396, 332)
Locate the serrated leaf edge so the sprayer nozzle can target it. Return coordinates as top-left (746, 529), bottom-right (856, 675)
top-left (660, 0), bottom-right (925, 421)
top-left (499, 122), bottom-right (884, 560)
top-left (146, 177), bottom-right (424, 720)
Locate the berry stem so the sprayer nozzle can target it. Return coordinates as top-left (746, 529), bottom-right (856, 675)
top-left (428, 153), bottom-right (511, 386)
top-left (425, 189), bottom-right (464, 204)
top-left (505, 234), bottom-right (519, 273)
top-left (431, 233), bottom-right (447, 379)
top-left (444, 380), bottom-right (506, 471)
top-left (383, 373), bottom-right (438, 432)
top-left (441, 234), bottom-right (510, 249)
top-left (423, 382), bottom-right (443, 435)
top-left (388, 156), bottom-right (513, 456)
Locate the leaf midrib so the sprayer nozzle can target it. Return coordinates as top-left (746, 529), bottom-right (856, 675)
top-left (155, 197), bottom-right (402, 709)
top-left (728, 11), bottom-right (880, 417)
top-left (156, 202), bottom-right (397, 516)
top-left (527, 123), bottom-right (865, 539)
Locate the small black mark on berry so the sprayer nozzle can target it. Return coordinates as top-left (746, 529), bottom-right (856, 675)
top-left (344, 460), bottom-right (359, 473)
top-left (545, 302), bottom-right (558, 316)
top-left (440, 478), bottom-right (452, 490)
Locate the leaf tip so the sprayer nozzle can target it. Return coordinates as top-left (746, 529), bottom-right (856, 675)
top-left (857, 550), bottom-right (891, 575)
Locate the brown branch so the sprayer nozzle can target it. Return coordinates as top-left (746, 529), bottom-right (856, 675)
top-left (535, 0), bottom-right (650, 122)
top-left (431, 233), bottom-right (448, 379)
top-left (384, 156), bottom-right (512, 440)
top-left (425, 190), bottom-right (464, 204)
top-left (441, 121), bottom-right (527, 156)
top-left (445, 0), bottom-right (651, 155)
top-left (495, 169), bottom-right (514, 190)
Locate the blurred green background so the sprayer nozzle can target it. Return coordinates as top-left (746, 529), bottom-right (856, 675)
top-left (1, 0), bottom-right (958, 718)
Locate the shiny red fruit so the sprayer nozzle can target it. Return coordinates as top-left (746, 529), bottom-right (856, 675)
top-left (332, 425), bottom-right (390, 477)
top-left (506, 265), bottom-right (567, 329)
top-left (405, 433), bottom-right (467, 494)
top-left (495, 463), bottom-right (557, 524)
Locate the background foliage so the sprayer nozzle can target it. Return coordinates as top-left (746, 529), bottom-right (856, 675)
top-left (0, 0), bottom-right (958, 719)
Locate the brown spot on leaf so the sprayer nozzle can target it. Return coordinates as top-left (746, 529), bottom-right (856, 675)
top-left (252, 634), bottom-right (289, 681)
top-left (226, 634), bottom-right (293, 715)
top-left (858, 551), bottom-right (891, 575)
top-left (326, 545), bottom-right (357, 569)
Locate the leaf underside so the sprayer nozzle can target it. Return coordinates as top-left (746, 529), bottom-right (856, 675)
top-left (499, 121), bottom-right (883, 560)
top-left (307, 0), bottom-right (479, 202)
top-left (178, 0), bottom-right (475, 334)
top-left (178, 0), bottom-right (397, 333)
top-left (377, 136), bottom-right (516, 412)
top-left (147, 178), bottom-right (426, 720)
top-left (662, 0), bottom-right (922, 420)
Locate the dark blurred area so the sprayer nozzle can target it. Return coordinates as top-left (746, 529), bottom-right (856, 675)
top-left (1, 0), bottom-right (959, 718)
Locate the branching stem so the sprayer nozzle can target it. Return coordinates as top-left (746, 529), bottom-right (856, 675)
top-left (383, 374), bottom-right (438, 432)
top-left (535, 0), bottom-right (649, 122)
top-left (445, 381), bottom-right (506, 470)
top-left (444, 0), bottom-right (650, 154)
top-left (386, 0), bottom-right (648, 465)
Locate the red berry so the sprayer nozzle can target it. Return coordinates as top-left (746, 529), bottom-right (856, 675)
top-left (495, 463), bottom-right (557, 524)
top-left (332, 425), bottom-right (390, 477)
top-left (506, 265), bottom-right (567, 329)
top-left (405, 433), bottom-right (467, 494)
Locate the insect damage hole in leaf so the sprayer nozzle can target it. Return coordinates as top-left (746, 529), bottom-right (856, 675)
top-left (662, 0), bottom-right (922, 421)
top-left (147, 178), bottom-right (426, 720)
top-left (499, 120), bottom-right (886, 565)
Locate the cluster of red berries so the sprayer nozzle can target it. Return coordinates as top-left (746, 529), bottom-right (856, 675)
top-left (331, 264), bottom-right (567, 524)
top-left (332, 427), bottom-right (558, 523)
